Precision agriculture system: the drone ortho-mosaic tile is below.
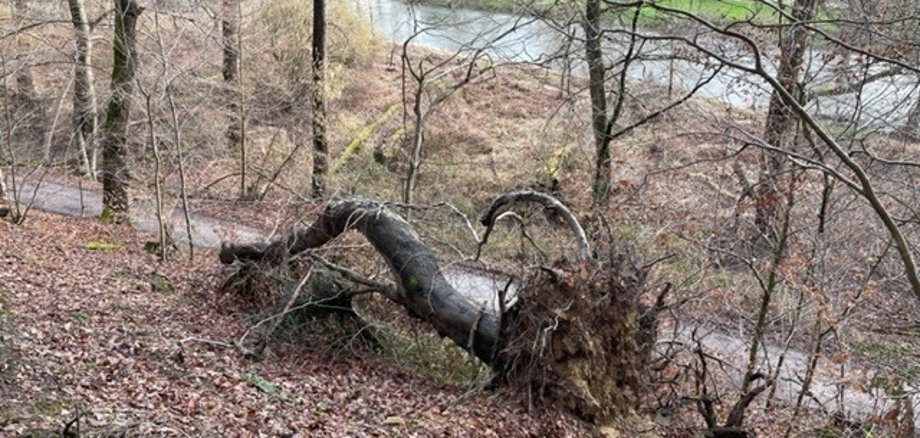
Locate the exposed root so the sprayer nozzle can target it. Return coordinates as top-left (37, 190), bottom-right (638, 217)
top-left (218, 194), bottom-right (658, 426)
top-left (498, 253), bottom-right (650, 424)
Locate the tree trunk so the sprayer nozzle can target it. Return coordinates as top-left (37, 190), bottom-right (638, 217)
top-left (755, 0), bottom-right (815, 238)
top-left (906, 76), bottom-right (920, 138)
top-left (220, 191), bottom-right (650, 424)
top-left (403, 88), bottom-right (425, 205)
top-left (67, 0), bottom-right (98, 179)
top-left (221, 0), bottom-right (239, 84)
top-left (222, 198), bottom-right (503, 361)
top-left (0, 167), bottom-right (6, 203)
top-left (221, 0), bottom-right (246, 198)
top-left (13, 0), bottom-right (37, 101)
top-left (310, 0), bottom-right (328, 198)
top-left (101, 0), bottom-right (142, 217)
top-left (584, 0), bottom-right (610, 205)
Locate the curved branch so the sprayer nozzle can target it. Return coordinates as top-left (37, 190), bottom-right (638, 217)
top-left (479, 190), bottom-right (590, 260)
top-left (219, 198), bottom-right (502, 363)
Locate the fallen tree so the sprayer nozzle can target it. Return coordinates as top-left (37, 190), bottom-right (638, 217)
top-left (220, 191), bottom-right (654, 424)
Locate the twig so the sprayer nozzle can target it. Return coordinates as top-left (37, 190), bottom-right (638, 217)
top-left (62, 408), bottom-right (81, 438)
top-left (236, 267), bottom-right (313, 356)
top-left (309, 254), bottom-right (398, 296)
top-left (176, 337), bottom-right (235, 349)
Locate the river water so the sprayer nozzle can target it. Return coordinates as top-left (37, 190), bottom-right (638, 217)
top-left (352, 0), bottom-right (917, 130)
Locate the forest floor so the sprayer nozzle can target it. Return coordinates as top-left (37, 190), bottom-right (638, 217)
top-left (3, 29), bottom-right (920, 434)
top-left (0, 173), bottom-right (912, 436)
top-left (0, 211), bottom-right (585, 436)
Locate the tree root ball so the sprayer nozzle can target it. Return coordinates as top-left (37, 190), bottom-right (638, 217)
top-left (499, 259), bottom-right (647, 424)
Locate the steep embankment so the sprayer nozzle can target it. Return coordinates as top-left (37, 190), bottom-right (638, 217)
top-left (0, 211), bottom-right (584, 436)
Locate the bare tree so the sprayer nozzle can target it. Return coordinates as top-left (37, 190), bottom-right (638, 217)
top-left (67, 0), bottom-right (98, 179)
top-left (399, 9), bottom-right (528, 205)
top-left (754, 0), bottom-right (816, 239)
top-left (221, 0), bottom-right (246, 198)
top-left (101, 0), bottom-right (143, 218)
top-left (584, 0), bottom-right (610, 204)
top-left (12, 0), bottom-right (36, 101)
top-left (310, 0), bottom-right (328, 198)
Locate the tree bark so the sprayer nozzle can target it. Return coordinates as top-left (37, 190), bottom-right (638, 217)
top-left (221, 0), bottom-right (245, 198)
top-left (67, 0), bottom-right (98, 179)
top-left (221, 198), bottom-right (502, 362)
top-left (584, 0), bottom-right (610, 205)
top-left (13, 0), bottom-right (37, 101)
top-left (101, 0), bottom-right (142, 217)
top-left (755, 0), bottom-right (815, 238)
top-left (221, 0), bottom-right (239, 84)
top-left (0, 167), bottom-right (6, 203)
top-left (311, 0), bottom-right (329, 198)
top-left (403, 84), bottom-right (425, 204)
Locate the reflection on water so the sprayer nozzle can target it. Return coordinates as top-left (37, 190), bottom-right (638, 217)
top-left (351, 0), bottom-right (565, 65)
top-left (352, 0), bottom-right (916, 129)
top-left (351, 0), bottom-right (771, 108)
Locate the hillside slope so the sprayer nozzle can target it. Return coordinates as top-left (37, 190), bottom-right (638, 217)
top-left (0, 212), bottom-right (584, 436)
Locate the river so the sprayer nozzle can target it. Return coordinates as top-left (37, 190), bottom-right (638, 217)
top-left (351, 0), bottom-right (917, 130)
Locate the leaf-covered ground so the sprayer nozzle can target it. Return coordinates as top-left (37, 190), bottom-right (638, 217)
top-left (0, 211), bottom-right (585, 436)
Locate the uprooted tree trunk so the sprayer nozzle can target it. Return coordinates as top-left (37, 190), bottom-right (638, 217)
top-left (220, 191), bottom-right (652, 424)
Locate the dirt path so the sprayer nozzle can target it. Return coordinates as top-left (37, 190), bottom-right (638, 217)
top-left (5, 176), bottom-right (918, 433)
top-left (5, 178), bottom-right (263, 248)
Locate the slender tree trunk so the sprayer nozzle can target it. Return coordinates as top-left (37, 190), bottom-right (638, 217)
top-left (311, 0), bottom-right (328, 198)
top-left (403, 82), bottom-right (425, 204)
top-left (144, 94), bottom-right (167, 260)
top-left (166, 89), bottom-right (194, 261)
top-left (13, 0), bottom-right (37, 101)
top-left (67, 0), bottom-right (98, 179)
top-left (0, 167), bottom-right (6, 203)
top-left (584, 0), bottom-right (610, 204)
top-left (101, 0), bottom-right (142, 218)
top-left (221, 0), bottom-right (239, 84)
top-left (221, 0), bottom-right (246, 198)
top-left (755, 0), bottom-right (815, 238)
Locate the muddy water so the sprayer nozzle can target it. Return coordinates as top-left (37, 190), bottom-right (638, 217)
top-left (5, 177), bottom-right (918, 432)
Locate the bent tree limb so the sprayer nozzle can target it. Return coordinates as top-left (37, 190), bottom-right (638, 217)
top-left (220, 199), bottom-right (502, 363)
top-left (479, 190), bottom-right (590, 260)
top-left (220, 193), bottom-right (647, 424)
